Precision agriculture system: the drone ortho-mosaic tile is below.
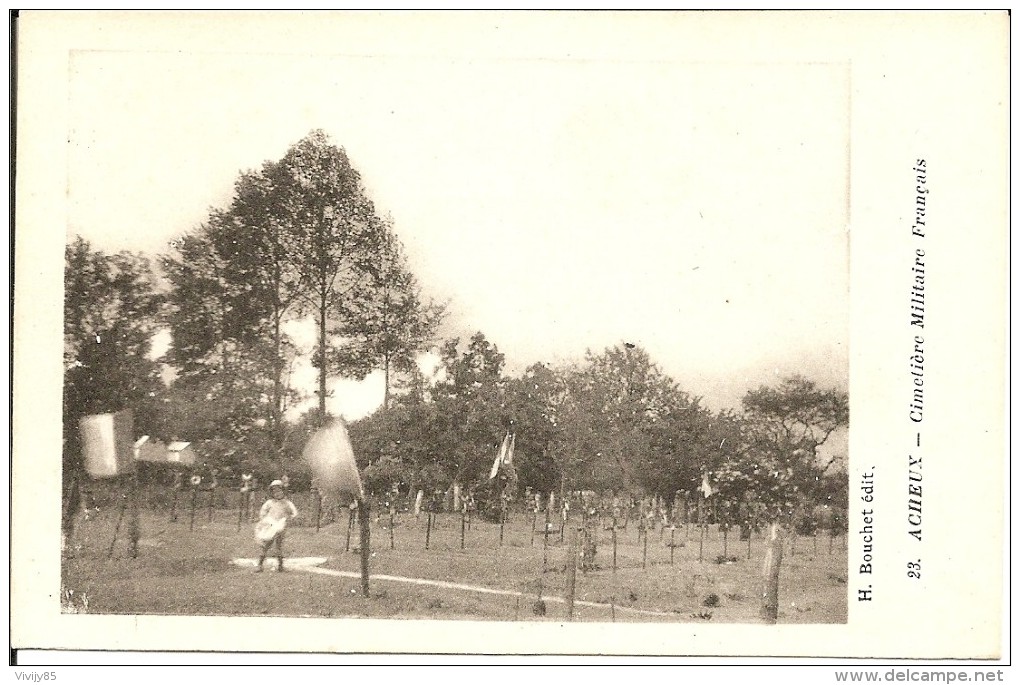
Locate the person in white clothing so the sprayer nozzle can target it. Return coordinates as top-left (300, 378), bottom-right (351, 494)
top-left (254, 480), bottom-right (298, 572)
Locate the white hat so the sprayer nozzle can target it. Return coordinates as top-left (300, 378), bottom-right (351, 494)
top-left (269, 479), bottom-right (285, 488)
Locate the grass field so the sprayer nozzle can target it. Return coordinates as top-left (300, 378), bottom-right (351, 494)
top-left (61, 499), bottom-right (848, 624)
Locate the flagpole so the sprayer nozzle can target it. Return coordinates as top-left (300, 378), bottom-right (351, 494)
top-left (170, 483), bottom-right (179, 523)
top-left (358, 498), bottom-right (370, 596)
top-left (389, 505), bottom-right (395, 550)
top-left (542, 503), bottom-right (551, 573)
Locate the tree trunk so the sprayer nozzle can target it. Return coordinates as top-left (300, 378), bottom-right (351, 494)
top-left (760, 520), bottom-right (784, 624)
top-left (318, 292), bottom-right (328, 421)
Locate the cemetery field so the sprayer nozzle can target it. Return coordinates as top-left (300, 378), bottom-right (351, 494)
top-left (61, 504), bottom-right (848, 624)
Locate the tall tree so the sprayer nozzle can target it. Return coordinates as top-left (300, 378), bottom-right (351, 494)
top-left (64, 237), bottom-right (165, 432)
top-left (267, 130), bottom-right (386, 422)
top-left (433, 332), bottom-right (507, 400)
top-left (344, 223), bottom-right (445, 410)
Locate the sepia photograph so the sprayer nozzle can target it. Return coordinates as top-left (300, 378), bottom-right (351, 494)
top-left (58, 42), bottom-right (850, 627)
top-left (12, 10), bottom-right (1007, 663)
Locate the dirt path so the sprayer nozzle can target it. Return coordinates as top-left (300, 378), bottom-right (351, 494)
top-left (231, 557), bottom-right (675, 618)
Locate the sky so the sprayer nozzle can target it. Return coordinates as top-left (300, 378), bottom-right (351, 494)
top-left (66, 38), bottom-right (850, 422)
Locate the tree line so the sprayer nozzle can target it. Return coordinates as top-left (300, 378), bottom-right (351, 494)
top-left (62, 129), bottom-right (848, 528)
top-left (350, 336), bottom-right (848, 525)
top-left (64, 131), bottom-right (441, 477)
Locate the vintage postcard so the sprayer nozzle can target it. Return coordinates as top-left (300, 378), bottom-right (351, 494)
top-left (11, 11), bottom-right (1008, 662)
